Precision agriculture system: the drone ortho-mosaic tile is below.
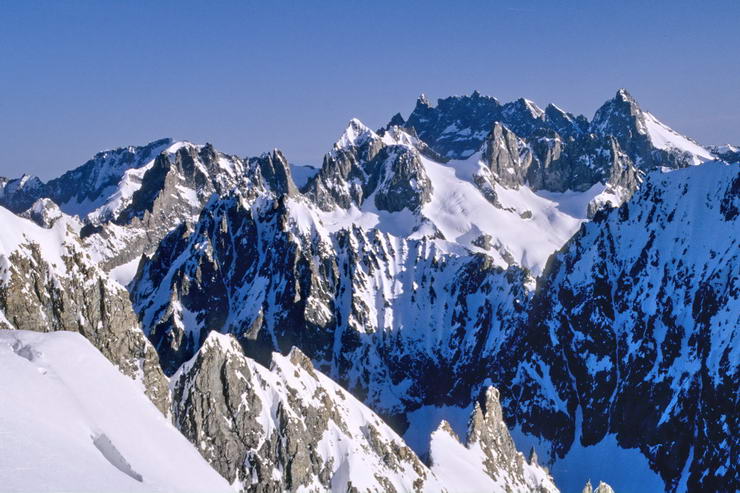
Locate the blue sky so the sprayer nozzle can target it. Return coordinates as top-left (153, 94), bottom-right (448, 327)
top-left (1, 0), bottom-right (738, 179)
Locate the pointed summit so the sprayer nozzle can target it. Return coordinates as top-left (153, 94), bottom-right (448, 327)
top-left (616, 87), bottom-right (635, 102)
top-left (545, 103), bottom-right (588, 137)
top-left (500, 98), bottom-right (547, 135)
top-left (582, 480), bottom-right (593, 493)
top-left (590, 88), bottom-right (647, 140)
top-left (520, 97), bottom-right (545, 118)
top-left (416, 93), bottom-right (431, 108)
top-left (591, 88), bottom-right (712, 167)
top-left (334, 118), bottom-right (377, 150)
top-left (253, 148), bottom-right (298, 197)
top-left (528, 446), bottom-right (539, 466)
top-left (386, 112), bottom-right (406, 129)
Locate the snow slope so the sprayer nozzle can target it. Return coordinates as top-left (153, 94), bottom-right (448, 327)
top-left (642, 112), bottom-right (713, 165)
top-left (310, 122), bottom-right (601, 276)
top-left (417, 152), bottom-right (596, 275)
top-left (0, 330), bottom-right (232, 493)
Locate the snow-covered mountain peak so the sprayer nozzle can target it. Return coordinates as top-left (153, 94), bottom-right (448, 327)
top-left (92, 137), bottom-right (173, 159)
top-left (11, 173), bottom-right (43, 191)
top-left (334, 118), bottom-right (377, 150)
top-left (514, 97), bottom-right (546, 119)
top-left (0, 202), bottom-right (83, 281)
top-left (416, 92), bottom-right (432, 107)
top-left (615, 87), bottom-right (635, 102)
top-left (163, 139), bottom-right (197, 156)
top-left (590, 89), bottom-right (712, 168)
top-left (709, 144), bottom-right (740, 163)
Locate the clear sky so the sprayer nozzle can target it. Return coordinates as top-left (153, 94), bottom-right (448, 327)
top-left (1, 0), bottom-right (738, 180)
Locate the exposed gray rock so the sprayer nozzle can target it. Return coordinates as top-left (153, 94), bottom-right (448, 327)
top-left (84, 142), bottom-right (263, 270)
top-left (583, 480), bottom-right (616, 493)
top-left (0, 219), bottom-right (170, 414)
top-left (302, 121), bottom-right (433, 215)
top-left (429, 386), bottom-right (559, 492)
top-left (480, 122), bottom-right (531, 189)
top-left (467, 388), bottom-right (539, 488)
top-left (404, 91), bottom-right (503, 160)
top-left (371, 146), bottom-right (432, 213)
top-left (170, 332), bottom-right (445, 492)
top-left (590, 89), bottom-right (710, 170)
top-left (250, 149), bottom-right (298, 198)
top-left (544, 103), bottom-right (589, 139)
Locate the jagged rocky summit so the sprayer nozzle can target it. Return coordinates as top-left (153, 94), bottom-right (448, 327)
top-left (0, 88), bottom-right (736, 493)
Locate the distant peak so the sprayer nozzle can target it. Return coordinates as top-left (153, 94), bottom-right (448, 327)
top-left (149, 137), bottom-right (174, 147)
top-left (615, 88), bottom-right (637, 104)
top-left (545, 102), bottom-right (567, 115)
top-left (259, 148), bottom-right (287, 162)
top-left (416, 93), bottom-right (431, 107)
top-left (335, 118), bottom-right (376, 149)
top-left (11, 174), bottom-right (43, 190)
top-left (512, 97), bottom-right (545, 118)
top-left (165, 140), bottom-right (195, 155)
top-left (348, 117), bottom-right (366, 128)
top-left (92, 137), bottom-right (173, 159)
top-left (387, 112), bottom-right (406, 128)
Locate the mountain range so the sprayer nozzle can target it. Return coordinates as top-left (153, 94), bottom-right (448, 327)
top-left (0, 89), bottom-right (737, 493)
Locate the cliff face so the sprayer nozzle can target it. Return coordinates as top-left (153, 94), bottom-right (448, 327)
top-left (0, 207), bottom-right (169, 414)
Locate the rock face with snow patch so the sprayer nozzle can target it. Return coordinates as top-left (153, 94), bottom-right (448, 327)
top-left (582, 480), bottom-right (616, 493)
top-left (0, 207), bottom-right (170, 413)
top-left (130, 187), bottom-right (530, 407)
top-left (170, 332), bottom-right (446, 493)
top-left (590, 89), bottom-right (713, 169)
top-left (401, 89), bottom-right (709, 215)
top-left (92, 141), bottom-right (260, 269)
top-left (20, 198), bottom-right (64, 228)
top-left (304, 120), bottom-right (433, 214)
top-left (429, 386), bottom-right (559, 493)
top-left (504, 161), bottom-right (738, 492)
top-left (0, 139), bottom-right (172, 216)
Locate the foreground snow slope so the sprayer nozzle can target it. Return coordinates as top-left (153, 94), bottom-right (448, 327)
top-left (0, 204), bottom-right (170, 413)
top-left (0, 330), bottom-right (232, 493)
